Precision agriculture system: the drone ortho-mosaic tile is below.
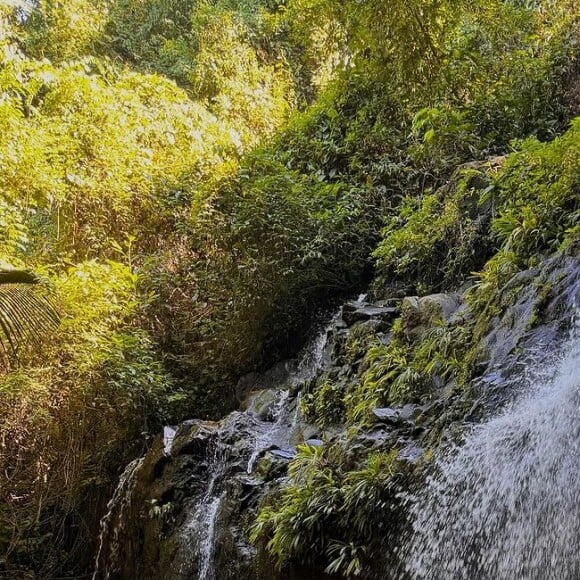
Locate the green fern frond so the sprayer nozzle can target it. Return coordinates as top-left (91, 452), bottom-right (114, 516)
top-left (0, 270), bottom-right (60, 366)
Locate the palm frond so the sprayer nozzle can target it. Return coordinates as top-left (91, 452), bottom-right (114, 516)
top-left (0, 270), bottom-right (60, 367)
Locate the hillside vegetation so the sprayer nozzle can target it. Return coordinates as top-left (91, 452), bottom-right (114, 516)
top-left (0, 0), bottom-right (577, 576)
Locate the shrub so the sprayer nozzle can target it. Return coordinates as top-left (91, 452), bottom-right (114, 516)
top-left (372, 164), bottom-right (499, 295)
top-left (251, 444), bottom-right (405, 576)
top-left (0, 261), bottom-right (173, 575)
top-left (145, 150), bottom-right (378, 413)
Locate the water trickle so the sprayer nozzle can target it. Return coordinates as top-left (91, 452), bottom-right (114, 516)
top-left (246, 389), bottom-right (290, 474)
top-left (94, 303), bottom-right (344, 578)
top-left (163, 426), bottom-right (176, 455)
top-left (246, 314), bottom-right (337, 474)
top-left (355, 293), bottom-right (368, 305)
top-left (404, 316), bottom-right (580, 579)
top-left (197, 493), bottom-right (225, 580)
top-left (93, 457), bottom-right (144, 580)
top-left (178, 438), bottom-right (229, 579)
top-left (293, 310), bottom-right (336, 384)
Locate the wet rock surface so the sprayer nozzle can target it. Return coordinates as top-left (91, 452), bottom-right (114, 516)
top-left (94, 253), bottom-right (580, 580)
top-left (341, 301), bottom-right (400, 327)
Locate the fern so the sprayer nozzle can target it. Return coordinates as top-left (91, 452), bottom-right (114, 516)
top-left (0, 270), bottom-right (59, 366)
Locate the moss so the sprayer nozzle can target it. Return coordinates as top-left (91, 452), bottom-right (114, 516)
top-left (526, 278), bottom-right (555, 331)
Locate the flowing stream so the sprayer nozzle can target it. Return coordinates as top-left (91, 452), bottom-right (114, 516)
top-left (176, 309), bottom-right (337, 578)
top-left (403, 314), bottom-right (580, 579)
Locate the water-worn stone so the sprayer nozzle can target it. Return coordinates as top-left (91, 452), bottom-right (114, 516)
top-left (402, 293), bottom-right (463, 323)
top-left (341, 302), bottom-right (399, 326)
top-left (373, 407), bottom-right (400, 424)
top-left (373, 405), bottom-right (419, 427)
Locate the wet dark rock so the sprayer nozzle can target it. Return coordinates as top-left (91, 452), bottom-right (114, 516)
top-left (399, 404), bottom-right (419, 422)
top-left (356, 427), bottom-right (397, 450)
top-left (299, 424), bottom-right (320, 443)
top-left (173, 421), bottom-right (220, 457)
top-left (474, 253), bottom-right (580, 409)
top-left (341, 302), bottom-right (399, 327)
top-left (270, 448), bottom-right (296, 459)
top-left (373, 407), bottom-right (400, 424)
top-left (373, 405), bottom-right (419, 427)
top-left (236, 360), bottom-right (297, 403)
top-left (244, 389), bottom-right (280, 421)
top-left (256, 450), bottom-right (294, 481)
top-left (397, 443), bottom-right (425, 464)
top-left (403, 293), bottom-right (463, 323)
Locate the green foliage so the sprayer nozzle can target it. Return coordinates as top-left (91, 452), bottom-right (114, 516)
top-left (372, 165), bottom-right (497, 294)
top-left (104, 0), bottom-right (296, 143)
top-left (0, 0), bottom-right (578, 575)
top-left (147, 150), bottom-right (378, 405)
top-left (490, 119), bottom-right (580, 260)
top-left (409, 106), bottom-right (483, 172)
top-left (466, 120), bottom-right (579, 323)
top-left (251, 444), bottom-right (404, 575)
top-left (0, 57), bottom-right (240, 263)
top-left (301, 375), bottom-right (346, 429)
top-left (0, 274), bottom-right (59, 366)
top-left (0, 260), bottom-right (173, 574)
top-left (24, 0), bottom-right (109, 61)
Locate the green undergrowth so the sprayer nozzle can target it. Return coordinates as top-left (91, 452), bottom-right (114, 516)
top-left (466, 119), bottom-right (580, 333)
top-left (251, 444), bottom-right (407, 577)
top-left (145, 148), bottom-right (379, 408)
top-left (348, 317), bottom-right (474, 427)
top-left (372, 163), bottom-right (500, 295)
top-left (0, 261), bottom-right (173, 573)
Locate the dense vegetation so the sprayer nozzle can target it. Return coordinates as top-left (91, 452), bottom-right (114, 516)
top-left (0, 0), bottom-right (577, 576)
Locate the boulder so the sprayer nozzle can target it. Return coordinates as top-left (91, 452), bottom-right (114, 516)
top-left (402, 293), bottom-right (463, 322)
top-left (236, 360), bottom-right (297, 403)
top-left (341, 302), bottom-right (399, 327)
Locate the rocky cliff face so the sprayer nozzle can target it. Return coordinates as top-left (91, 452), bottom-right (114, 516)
top-left (94, 252), bottom-right (580, 580)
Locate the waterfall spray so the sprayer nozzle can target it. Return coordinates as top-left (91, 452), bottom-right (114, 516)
top-left (404, 314), bottom-right (580, 579)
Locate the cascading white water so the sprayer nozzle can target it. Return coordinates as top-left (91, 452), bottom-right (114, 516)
top-left (404, 316), bottom-right (580, 579)
top-left (178, 440), bottom-right (227, 579)
top-left (163, 425), bottom-right (176, 455)
top-left (293, 309), bottom-right (338, 385)
top-left (196, 492), bottom-right (225, 580)
top-left (246, 311), bottom-right (337, 475)
top-left (246, 389), bottom-right (291, 474)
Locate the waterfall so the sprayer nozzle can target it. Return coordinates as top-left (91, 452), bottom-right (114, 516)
top-left (197, 493), bottom-right (225, 580)
top-left (246, 389), bottom-right (291, 474)
top-left (93, 457), bottom-right (144, 580)
top-left (246, 312), bottom-right (336, 474)
top-left (403, 315), bottom-right (580, 579)
top-left (178, 438), bottom-right (228, 579)
top-left (293, 308), bottom-right (338, 384)
top-left (92, 303), bottom-right (342, 579)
